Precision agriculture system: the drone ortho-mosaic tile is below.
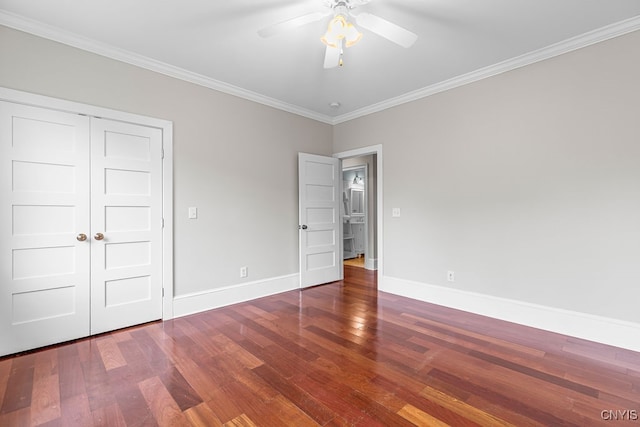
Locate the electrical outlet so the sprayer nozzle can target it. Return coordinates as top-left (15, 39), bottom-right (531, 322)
top-left (447, 271), bottom-right (455, 282)
top-left (240, 266), bottom-right (248, 278)
top-left (392, 208), bottom-right (401, 217)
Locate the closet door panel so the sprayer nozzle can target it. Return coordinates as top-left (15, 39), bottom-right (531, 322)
top-left (0, 101), bottom-right (90, 357)
top-left (90, 118), bottom-right (163, 335)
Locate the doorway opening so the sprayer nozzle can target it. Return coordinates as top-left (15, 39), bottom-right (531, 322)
top-left (334, 145), bottom-right (383, 282)
top-left (342, 163), bottom-right (370, 269)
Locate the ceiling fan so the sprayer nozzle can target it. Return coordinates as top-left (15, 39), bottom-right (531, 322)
top-left (258, 0), bottom-right (417, 68)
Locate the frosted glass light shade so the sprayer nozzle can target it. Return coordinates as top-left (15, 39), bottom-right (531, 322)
top-left (321, 15), bottom-right (362, 48)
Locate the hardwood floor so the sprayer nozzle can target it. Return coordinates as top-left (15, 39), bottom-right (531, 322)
top-left (343, 256), bottom-right (365, 268)
top-left (1, 266), bottom-right (639, 426)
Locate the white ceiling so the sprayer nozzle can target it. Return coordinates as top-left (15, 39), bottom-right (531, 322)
top-left (2, 0), bottom-right (640, 124)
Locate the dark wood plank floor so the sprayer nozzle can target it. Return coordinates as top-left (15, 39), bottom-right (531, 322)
top-left (1, 266), bottom-right (639, 426)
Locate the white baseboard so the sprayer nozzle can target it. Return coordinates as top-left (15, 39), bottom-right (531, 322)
top-left (381, 275), bottom-right (640, 353)
top-left (365, 257), bottom-right (378, 270)
top-left (173, 273), bottom-right (299, 318)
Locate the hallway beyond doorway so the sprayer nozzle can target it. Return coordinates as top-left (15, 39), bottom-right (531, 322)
top-left (343, 255), bottom-right (365, 268)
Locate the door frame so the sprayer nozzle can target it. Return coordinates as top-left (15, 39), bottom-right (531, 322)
top-left (0, 86), bottom-right (175, 320)
top-left (334, 144), bottom-right (383, 283)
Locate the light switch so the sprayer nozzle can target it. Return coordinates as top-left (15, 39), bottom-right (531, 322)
top-left (392, 208), bottom-right (401, 218)
top-left (188, 207), bottom-right (197, 219)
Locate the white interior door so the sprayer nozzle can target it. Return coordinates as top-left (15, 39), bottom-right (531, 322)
top-left (298, 153), bottom-right (341, 288)
top-left (90, 118), bottom-right (163, 335)
top-left (0, 101), bottom-right (91, 356)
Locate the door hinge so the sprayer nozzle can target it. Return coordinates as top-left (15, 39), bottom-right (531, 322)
top-left (162, 288), bottom-right (165, 297)
top-left (161, 148), bottom-right (165, 159)
top-left (162, 218), bottom-right (165, 228)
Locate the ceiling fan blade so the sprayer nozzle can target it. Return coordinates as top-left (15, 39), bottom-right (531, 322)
top-left (324, 45), bottom-right (341, 69)
top-left (354, 12), bottom-right (417, 48)
top-left (258, 11), bottom-right (329, 38)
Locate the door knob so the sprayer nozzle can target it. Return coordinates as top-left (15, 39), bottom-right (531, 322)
top-left (76, 233), bottom-right (87, 242)
top-left (94, 233), bottom-right (105, 241)
top-left (299, 225), bottom-right (308, 230)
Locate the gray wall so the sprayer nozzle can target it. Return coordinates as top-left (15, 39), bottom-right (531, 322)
top-left (334, 30), bottom-right (640, 323)
top-left (4, 23), bottom-right (640, 325)
top-left (0, 26), bottom-right (333, 297)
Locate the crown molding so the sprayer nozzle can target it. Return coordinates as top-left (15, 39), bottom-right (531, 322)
top-left (331, 15), bottom-right (640, 125)
top-left (0, 10), bottom-right (335, 125)
top-left (2, 10), bottom-right (639, 126)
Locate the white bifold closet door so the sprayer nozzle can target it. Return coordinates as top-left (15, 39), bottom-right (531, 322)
top-left (0, 101), bottom-right (163, 356)
top-left (90, 118), bottom-right (163, 335)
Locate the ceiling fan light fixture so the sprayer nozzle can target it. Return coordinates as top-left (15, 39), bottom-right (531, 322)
top-left (321, 14), bottom-right (362, 49)
top-left (344, 23), bottom-right (363, 47)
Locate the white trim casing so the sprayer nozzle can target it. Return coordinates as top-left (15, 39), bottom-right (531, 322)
top-left (161, 121), bottom-right (174, 319)
top-left (2, 11), bottom-right (640, 125)
top-left (382, 275), bottom-right (640, 353)
top-left (173, 274), bottom-right (299, 318)
top-left (331, 16), bottom-right (640, 124)
top-left (334, 144), bottom-right (383, 283)
top-left (0, 11), bottom-right (332, 125)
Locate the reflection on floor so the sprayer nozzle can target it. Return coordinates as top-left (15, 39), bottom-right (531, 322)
top-left (2, 266), bottom-right (639, 425)
top-left (343, 255), bottom-right (365, 268)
